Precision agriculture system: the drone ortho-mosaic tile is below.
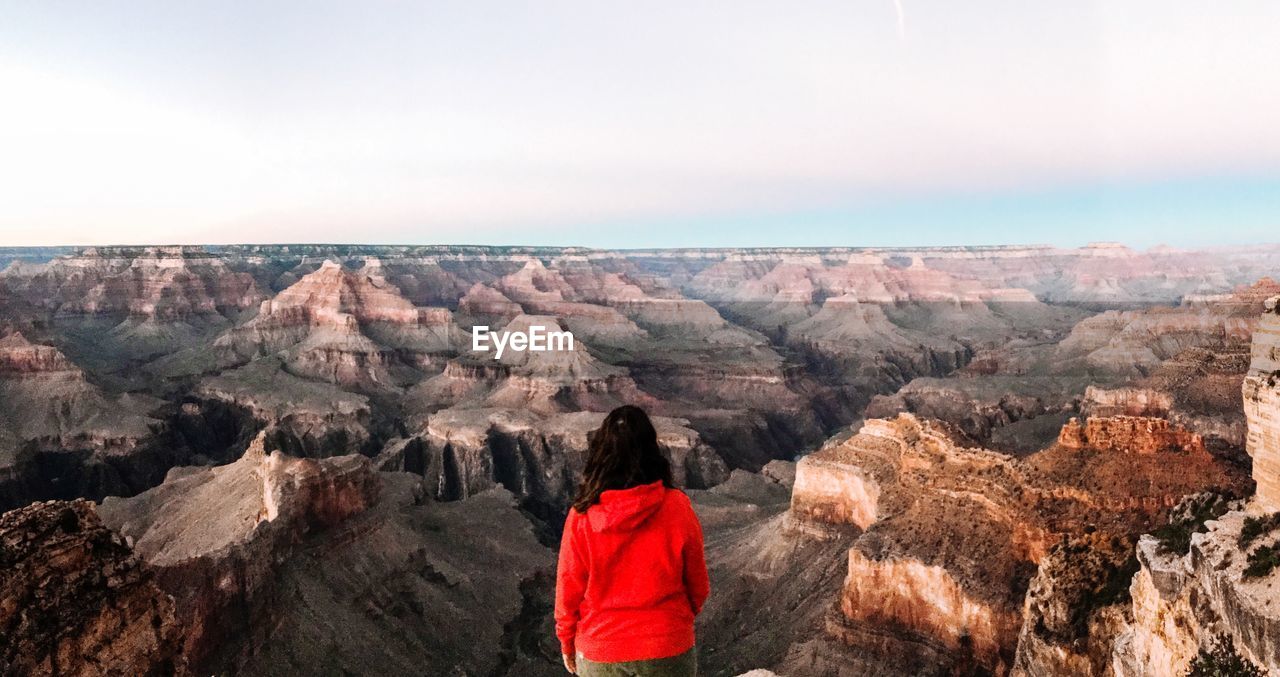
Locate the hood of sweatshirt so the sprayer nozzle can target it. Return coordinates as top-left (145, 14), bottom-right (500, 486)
top-left (587, 480), bottom-right (667, 533)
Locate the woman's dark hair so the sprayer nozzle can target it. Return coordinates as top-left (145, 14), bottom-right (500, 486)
top-left (571, 405), bottom-right (673, 513)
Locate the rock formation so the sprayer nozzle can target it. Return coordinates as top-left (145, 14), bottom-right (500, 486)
top-left (775, 413), bottom-right (1248, 675)
top-left (1019, 294), bottom-right (1280, 676)
top-left (793, 417), bottom-right (1042, 672)
top-left (457, 282), bottom-right (523, 323)
top-left (194, 359), bottom-right (376, 458)
top-left (85, 430), bottom-right (562, 674)
top-left (865, 376), bottom-right (1077, 453)
top-left (389, 408), bottom-right (728, 520)
top-left (1081, 385), bottom-right (1174, 418)
top-left (235, 479), bottom-right (561, 676)
top-left (214, 259), bottom-right (460, 390)
top-left (9, 246), bottom-right (259, 318)
top-left (0, 499), bottom-right (185, 676)
top-left (2, 246), bottom-right (261, 362)
top-left (1102, 504), bottom-right (1280, 676)
top-left (3, 440), bottom-right (565, 675)
top-left (1011, 531), bottom-right (1138, 676)
top-left (1245, 295), bottom-right (1280, 509)
top-left (874, 279), bottom-right (1280, 461)
top-left (97, 433), bottom-right (380, 670)
top-left (411, 314), bottom-right (653, 415)
top-left (1054, 279), bottom-right (1280, 378)
top-left (1056, 416), bottom-right (1206, 455)
top-left (484, 259), bottom-right (649, 347)
top-left (0, 332), bottom-right (160, 509)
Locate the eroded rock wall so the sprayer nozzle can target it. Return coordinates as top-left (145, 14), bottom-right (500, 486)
top-left (1057, 415), bottom-right (1206, 455)
top-left (791, 449), bottom-right (880, 528)
top-left (841, 549), bottom-right (1022, 668)
top-left (1110, 511), bottom-right (1280, 676)
top-left (1245, 296), bottom-right (1280, 509)
top-left (414, 409), bottom-right (728, 518)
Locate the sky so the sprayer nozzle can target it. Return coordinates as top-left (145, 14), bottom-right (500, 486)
top-left (0, 1), bottom-right (1277, 249)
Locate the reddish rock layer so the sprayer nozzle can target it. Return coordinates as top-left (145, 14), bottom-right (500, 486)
top-left (1056, 416), bottom-right (1206, 455)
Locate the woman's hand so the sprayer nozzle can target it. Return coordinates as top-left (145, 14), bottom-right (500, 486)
top-left (562, 653), bottom-right (577, 674)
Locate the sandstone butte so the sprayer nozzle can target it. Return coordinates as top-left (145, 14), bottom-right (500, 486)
top-left (1056, 415), bottom-right (1207, 455)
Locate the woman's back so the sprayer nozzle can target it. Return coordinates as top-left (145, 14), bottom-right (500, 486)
top-left (554, 405), bottom-right (708, 675)
top-left (558, 480), bottom-right (707, 662)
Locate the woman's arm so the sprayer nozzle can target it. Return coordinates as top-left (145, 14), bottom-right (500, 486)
top-left (682, 500), bottom-right (710, 615)
top-left (554, 511), bottom-right (588, 658)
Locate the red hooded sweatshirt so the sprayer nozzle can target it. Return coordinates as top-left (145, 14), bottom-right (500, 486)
top-left (555, 480), bottom-right (709, 663)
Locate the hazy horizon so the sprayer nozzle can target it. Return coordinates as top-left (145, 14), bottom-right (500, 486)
top-left (5, 238), bottom-right (1280, 253)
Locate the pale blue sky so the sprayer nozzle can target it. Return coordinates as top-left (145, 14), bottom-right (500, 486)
top-left (0, 1), bottom-right (1277, 248)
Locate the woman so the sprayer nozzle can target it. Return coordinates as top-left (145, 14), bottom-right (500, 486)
top-left (555, 405), bottom-right (709, 676)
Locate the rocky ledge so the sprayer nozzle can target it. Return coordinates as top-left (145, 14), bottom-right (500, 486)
top-left (97, 433), bottom-right (379, 669)
top-left (0, 499), bottom-right (185, 676)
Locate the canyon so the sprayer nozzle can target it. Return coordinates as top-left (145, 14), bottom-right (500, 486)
top-left (2, 242), bottom-right (1280, 675)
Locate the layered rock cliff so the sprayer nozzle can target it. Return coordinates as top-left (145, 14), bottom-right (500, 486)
top-left (1103, 505), bottom-right (1280, 677)
top-left (1245, 295), bottom-right (1280, 509)
top-left (0, 332), bottom-right (161, 509)
top-left (214, 259), bottom-right (460, 390)
top-left (873, 279), bottom-right (1280, 461)
top-left (97, 433), bottom-right (380, 670)
top-left (865, 376), bottom-right (1080, 453)
top-left (2, 246), bottom-right (261, 362)
top-left (7, 246), bottom-right (259, 319)
top-left (3, 438), bottom-right (565, 675)
top-left (385, 408), bottom-right (728, 521)
top-left (193, 358), bottom-right (376, 458)
top-left (1054, 279), bottom-right (1280, 378)
top-left (1111, 295), bottom-right (1280, 674)
top-left (775, 413), bottom-right (1248, 675)
top-left (411, 314), bottom-right (654, 415)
